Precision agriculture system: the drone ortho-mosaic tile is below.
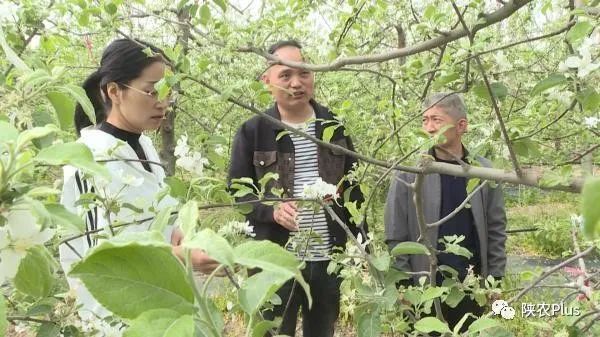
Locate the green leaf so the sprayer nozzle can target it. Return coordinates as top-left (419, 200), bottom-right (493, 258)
top-left (371, 251), bottom-right (390, 272)
top-left (0, 26), bottom-right (31, 73)
top-left (473, 82), bottom-right (508, 101)
top-left (184, 228), bottom-right (235, 267)
top-left (0, 121), bottom-right (19, 146)
top-left (179, 200), bottom-right (199, 238)
top-left (577, 88), bottom-right (600, 111)
top-left (252, 320), bottom-right (279, 337)
top-left (344, 201), bottom-right (361, 225)
top-left (444, 287), bottom-right (465, 308)
top-left (166, 176), bottom-right (188, 199)
top-left (443, 243), bottom-right (473, 258)
top-left (276, 130), bottom-right (291, 141)
top-left (423, 4), bottom-right (436, 19)
top-left (78, 10), bottom-right (90, 26)
top-left (46, 203), bottom-right (85, 235)
top-left (530, 73), bottom-right (567, 96)
top-left (47, 91), bottom-right (75, 130)
top-left (452, 312), bottom-right (473, 335)
top-left (420, 286), bottom-right (447, 303)
top-left (0, 295), bottom-right (6, 337)
top-left (239, 270), bottom-right (289, 315)
top-left (390, 242), bottom-right (430, 256)
top-left (16, 125), bottom-right (59, 150)
top-left (512, 138), bottom-right (540, 158)
top-left (69, 241), bottom-right (194, 319)
top-left (466, 178), bottom-right (480, 194)
top-left (322, 125), bottom-right (340, 143)
top-left (583, 177), bottom-right (600, 238)
top-left (468, 317), bottom-right (501, 334)
top-left (414, 317), bottom-right (451, 334)
top-left (124, 309), bottom-right (193, 337)
top-left (233, 240), bottom-right (312, 308)
top-left (59, 84), bottom-right (95, 125)
top-left (258, 172), bottom-right (279, 191)
top-left (150, 205), bottom-right (176, 232)
top-left (539, 165), bottom-right (573, 188)
top-left (155, 77), bottom-right (171, 101)
top-left (566, 21), bottom-right (593, 44)
top-left (233, 189), bottom-right (253, 198)
top-left (199, 4), bottom-right (211, 25)
top-left (104, 3), bottom-right (118, 15)
top-left (20, 69), bottom-right (52, 92)
top-left (37, 322), bottom-right (61, 337)
top-left (212, 0), bottom-right (227, 11)
top-left (14, 246), bottom-right (55, 298)
top-left (357, 310), bottom-right (381, 337)
top-left (35, 142), bottom-right (109, 179)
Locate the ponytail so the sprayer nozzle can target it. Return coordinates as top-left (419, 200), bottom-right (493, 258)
top-left (74, 71), bottom-right (106, 135)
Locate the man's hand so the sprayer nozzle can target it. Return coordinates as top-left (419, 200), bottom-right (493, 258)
top-left (273, 201), bottom-right (299, 231)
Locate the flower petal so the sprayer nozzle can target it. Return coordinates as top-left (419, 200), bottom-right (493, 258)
top-left (0, 249), bottom-right (26, 280)
top-left (6, 209), bottom-right (38, 240)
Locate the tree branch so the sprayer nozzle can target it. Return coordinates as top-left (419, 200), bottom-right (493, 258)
top-left (237, 0), bottom-right (532, 71)
top-left (413, 173), bottom-right (445, 322)
top-left (450, 0), bottom-right (523, 177)
top-left (186, 76), bottom-right (584, 192)
top-left (427, 180), bottom-right (488, 228)
top-left (508, 246), bottom-right (595, 305)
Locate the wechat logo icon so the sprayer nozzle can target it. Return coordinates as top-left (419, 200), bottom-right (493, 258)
top-left (492, 300), bottom-right (516, 320)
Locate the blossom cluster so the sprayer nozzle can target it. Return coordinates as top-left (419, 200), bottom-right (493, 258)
top-left (174, 134), bottom-right (209, 176)
top-left (218, 220), bottom-right (255, 238)
top-left (300, 178), bottom-right (339, 200)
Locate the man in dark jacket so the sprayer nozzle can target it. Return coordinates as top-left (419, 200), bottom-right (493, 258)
top-left (384, 92), bottom-right (507, 332)
top-left (228, 40), bottom-right (367, 337)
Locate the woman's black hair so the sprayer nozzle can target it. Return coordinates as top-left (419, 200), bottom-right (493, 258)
top-left (74, 38), bottom-right (167, 134)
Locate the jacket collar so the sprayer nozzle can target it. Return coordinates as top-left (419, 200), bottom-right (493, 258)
top-left (428, 144), bottom-right (469, 162)
top-left (266, 99), bottom-right (336, 142)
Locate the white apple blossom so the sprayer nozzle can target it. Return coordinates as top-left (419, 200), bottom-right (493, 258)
top-left (176, 152), bottom-right (209, 176)
top-left (116, 169), bottom-right (144, 187)
top-left (301, 178), bottom-right (339, 200)
top-left (559, 34), bottom-right (599, 78)
top-left (174, 134), bottom-right (190, 157)
top-left (0, 209), bottom-right (54, 283)
top-left (78, 317), bottom-right (123, 337)
top-left (584, 116), bottom-right (599, 129)
top-left (174, 134), bottom-right (208, 176)
top-left (494, 51), bottom-right (511, 70)
top-left (218, 220), bottom-right (255, 237)
top-left (0, 2), bottom-right (18, 22)
top-left (546, 88), bottom-right (573, 106)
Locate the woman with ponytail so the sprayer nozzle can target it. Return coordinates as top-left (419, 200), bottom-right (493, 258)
top-left (60, 38), bottom-right (218, 320)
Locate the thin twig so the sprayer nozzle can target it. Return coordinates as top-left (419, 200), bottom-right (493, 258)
top-left (413, 173), bottom-right (445, 322)
top-left (508, 246), bottom-right (595, 304)
top-left (322, 203), bottom-right (384, 288)
top-left (449, 0), bottom-right (522, 177)
top-left (427, 181), bottom-right (488, 228)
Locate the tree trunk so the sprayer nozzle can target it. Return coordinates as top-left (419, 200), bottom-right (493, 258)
top-left (159, 8), bottom-right (190, 176)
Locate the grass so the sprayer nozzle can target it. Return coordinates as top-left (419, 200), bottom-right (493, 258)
top-left (505, 188), bottom-right (581, 259)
